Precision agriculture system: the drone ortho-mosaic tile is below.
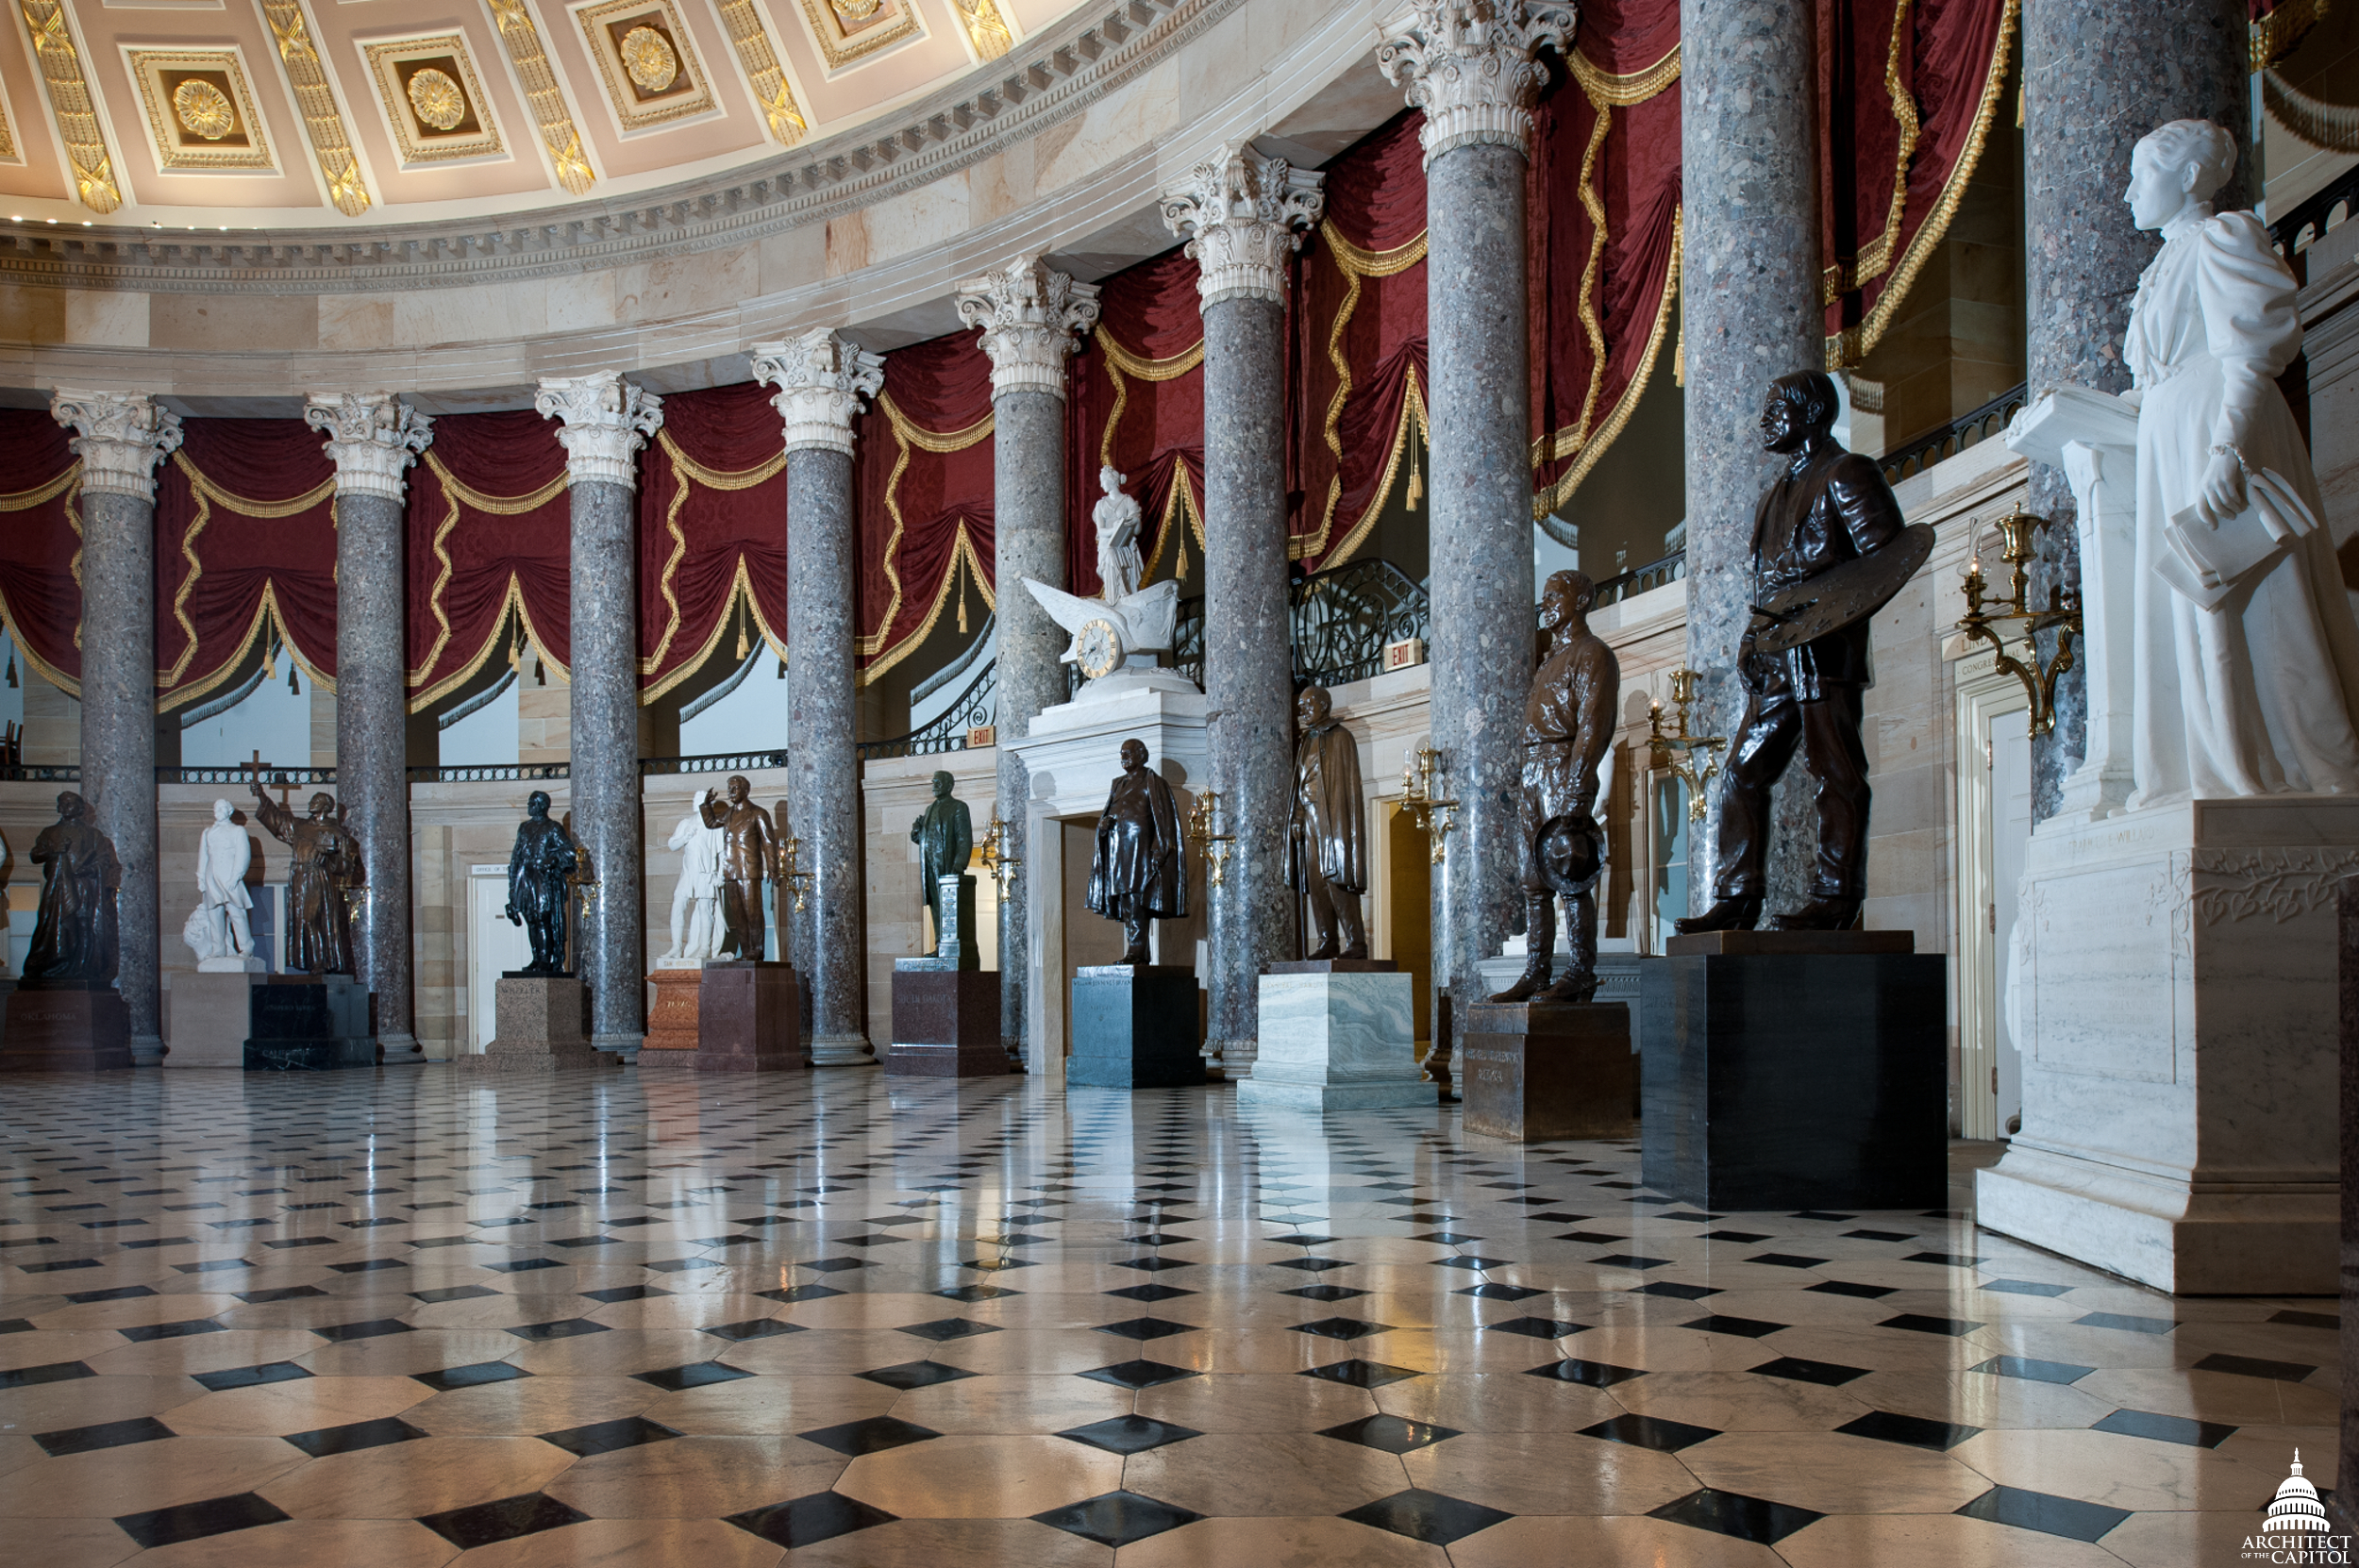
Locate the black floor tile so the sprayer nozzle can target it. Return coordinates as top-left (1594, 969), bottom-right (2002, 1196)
top-left (64, 1285), bottom-right (157, 1304)
top-left (1649, 1487), bottom-right (1823, 1545)
top-left (938, 1284), bottom-right (1023, 1303)
top-left (1880, 1312), bottom-right (1983, 1337)
top-left (1751, 1356), bottom-right (1871, 1387)
top-left (1631, 1281), bottom-right (1721, 1301)
top-left (1300, 1358), bottom-right (1420, 1388)
top-left (2193, 1352), bottom-right (2316, 1382)
top-left (797, 1414), bottom-right (942, 1457)
top-left (1079, 1359), bottom-right (1200, 1391)
top-left (119, 1318), bottom-right (227, 1343)
top-left (1292, 1317), bottom-right (1392, 1341)
top-left (1700, 1230), bottom-right (1772, 1243)
top-left (35, 1414), bottom-right (176, 1457)
top-left (728, 1491), bottom-right (897, 1548)
top-left (857, 1359), bottom-right (978, 1391)
top-left (1983, 1278), bottom-right (2074, 1297)
top-left (1837, 1410), bottom-right (1982, 1451)
top-left (704, 1317), bottom-right (806, 1343)
top-left (194, 1361), bottom-right (311, 1393)
top-left (1341, 1488), bottom-right (1513, 1546)
top-left (1807, 1279), bottom-right (1895, 1300)
top-left (115, 1492), bottom-right (292, 1550)
top-left (1972, 1355), bottom-right (2094, 1385)
top-left (2269, 1309), bottom-right (2339, 1331)
top-left (417, 1491), bottom-right (591, 1550)
top-left (1320, 1414), bottom-right (1460, 1454)
top-left (410, 1285), bottom-right (501, 1305)
top-left (1529, 1359), bottom-right (1647, 1389)
top-left (2092, 1407), bottom-right (2237, 1448)
top-left (1456, 1282), bottom-right (1545, 1301)
top-left (896, 1317), bottom-right (1003, 1342)
top-left (284, 1416), bottom-right (428, 1458)
top-left (1681, 1314), bottom-right (1787, 1339)
top-left (0, 1360), bottom-right (94, 1391)
top-left (411, 1360), bottom-right (531, 1392)
top-left (1956, 1485), bottom-right (2131, 1543)
top-left (1747, 1254), bottom-right (1828, 1269)
top-left (1096, 1317), bottom-right (1196, 1342)
top-left (311, 1318), bottom-right (411, 1343)
top-left (506, 1318), bottom-right (610, 1342)
top-left (1270, 1256), bottom-right (1350, 1273)
top-left (1581, 1412), bottom-right (1720, 1452)
top-left (580, 1285), bottom-right (670, 1304)
top-left (1033, 1490), bottom-right (1204, 1547)
top-left (1058, 1414), bottom-right (1202, 1455)
top-left (1281, 1284), bottom-right (1369, 1303)
top-left (539, 1416), bottom-right (682, 1457)
top-left (759, 1283), bottom-right (845, 1303)
top-left (633, 1360), bottom-right (753, 1392)
top-left (1484, 1316), bottom-right (1586, 1340)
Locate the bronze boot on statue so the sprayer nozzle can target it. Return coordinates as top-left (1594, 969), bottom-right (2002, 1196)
top-left (1770, 896), bottom-right (1860, 931)
top-left (1489, 895), bottom-right (1558, 1003)
top-left (1674, 894), bottom-right (1763, 935)
top-left (1536, 892), bottom-right (1599, 1003)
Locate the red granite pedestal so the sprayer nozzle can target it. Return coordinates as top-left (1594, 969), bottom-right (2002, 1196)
top-left (689, 961), bottom-right (804, 1072)
top-left (1459, 1000), bottom-right (1633, 1142)
top-left (0, 984), bottom-right (132, 1071)
top-left (887, 962), bottom-right (1007, 1077)
top-left (637, 968), bottom-right (706, 1074)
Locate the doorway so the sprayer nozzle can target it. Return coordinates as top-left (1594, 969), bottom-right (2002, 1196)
top-left (1382, 801), bottom-right (1432, 1059)
top-left (1955, 661), bottom-right (2033, 1140)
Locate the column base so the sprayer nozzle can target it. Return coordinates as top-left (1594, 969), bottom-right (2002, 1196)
top-left (377, 1031), bottom-right (426, 1064)
top-left (130, 1033), bottom-right (164, 1067)
top-left (809, 1033), bottom-right (876, 1066)
top-left (1977, 1143), bottom-right (2337, 1294)
top-left (592, 1032), bottom-right (644, 1062)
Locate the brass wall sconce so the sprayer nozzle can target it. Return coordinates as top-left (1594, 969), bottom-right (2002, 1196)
top-left (979, 812), bottom-right (1020, 896)
top-left (778, 836), bottom-right (811, 913)
top-left (1399, 742), bottom-right (1458, 864)
top-left (1648, 667), bottom-right (1725, 824)
top-left (1958, 507), bottom-right (2080, 733)
top-left (1184, 789), bottom-right (1234, 888)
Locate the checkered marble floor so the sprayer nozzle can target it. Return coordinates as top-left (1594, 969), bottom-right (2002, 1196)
top-left (0, 1068), bottom-right (2337, 1567)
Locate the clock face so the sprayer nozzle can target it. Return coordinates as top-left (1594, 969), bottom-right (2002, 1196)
top-left (1076, 618), bottom-right (1124, 680)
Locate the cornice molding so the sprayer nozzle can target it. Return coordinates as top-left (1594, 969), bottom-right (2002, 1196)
top-left (0, 0), bottom-right (1233, 296)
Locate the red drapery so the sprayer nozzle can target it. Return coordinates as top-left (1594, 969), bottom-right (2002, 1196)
top-left (152, 419), bottom-right (338, 711)
top-left (851, 331), bottom-right (995, 680)
top-left (404, 410), bottom-right (571, 712)
top-left (0, 409), bottom-right (83, 692)
top-left (1530, 0), bottom-right (1683, 516)
top-left (637, 382), bottom-right (790, 699)
top-left (1066, 246), bottom-right (1208, 594)
top-left (1818, 0), bottom-right (2019, 363)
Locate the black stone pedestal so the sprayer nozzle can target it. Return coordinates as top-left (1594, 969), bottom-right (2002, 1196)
top-left (244, 976), bottom-right (376, 1071)
top-left (1069, 965), bottom-right (1203, 1088)
top-left (1642, 931), bottom-right (1944, 1210)
top-left (889, 960), bottom-right (1007, 1076)
top-left (1461, 1001), bottom-right (1633, 1142)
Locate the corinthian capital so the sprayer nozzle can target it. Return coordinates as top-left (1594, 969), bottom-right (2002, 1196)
top-left (304, 392), bottom-right (433, 503)
top-left (51, 390), bottom-right (182, 501)
top-left (534, 373), bottom-right (664, 490)
top-left (1161, 145), bottom-right (1327, 309)
top-left (750, 329), bottom-right (886, 455)
top-left (953, 256), bottom-right (1102, 400)
top-left (1377, 0), bottom-right (1576, 165)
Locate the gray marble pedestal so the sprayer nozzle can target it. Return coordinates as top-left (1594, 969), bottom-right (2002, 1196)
top-left (1069, 966), bottom-right (1204, 1089)
top-left (166, 971), bottom-right (267, 1067)
top-left (1238, 966), bottom-right (1427, 1111)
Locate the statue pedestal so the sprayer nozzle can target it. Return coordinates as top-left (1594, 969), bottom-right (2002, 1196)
top-left (244, 976), bottom-right (375, 1071)
top-left (468, 976), bottom-right (605, 1072)
top-left (926, 875), bottom-right (982, 971)
top-left (887, 960), bottom-right (1006, 1076)
top-left (1, 982), bottom-right (131, 1071)
top-left (1643, 931), bottom-right (1944, 1209)
top-left (165, 971), bottom-right (268, 1067)
top-left (1460, 1001), bottom-right (1633, 1141)
top-left (641, 968), bottom-right (705, 1064)
top-left (1069, 965), bottom-right (1204, 1088)
top-left (1239, 966), bottom-right (1427, 1110)
top-left (680, 960), bottom-right (803, 1073)
top-left (1475, 939), bottom-right (1655, 1058)
top-left (1978, 797), bottom-right (2357, 1293)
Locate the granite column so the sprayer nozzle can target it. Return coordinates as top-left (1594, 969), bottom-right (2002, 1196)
top-left (954, 258), bottom-right (1101, 1066)
top-left (51, 391), bottom-right (182, 1064)
top-left (1161, 145), bottom-right (1325, 1077)
top-left (755, 330), bottom-right (886, 1065)
top-left (536, 374), bottom-right (662, 1060)
top-left (2019, 0), bottom-right (2247, 818)
top-left (1674, 0), bottom-right (1822, 910)
top-left (1380, 1), bottom-right (1570, 1086)
top-left (307, 393), bottom-right (431, 1059)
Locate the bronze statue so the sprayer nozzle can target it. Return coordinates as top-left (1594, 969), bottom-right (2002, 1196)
top-left (910, 770), bottom-right (973, 927)
top-left (1288, 685), bottom-right (1368, 959)
top-left (1086, 737), bottom-right (1186, 965)
top-left (505, 789), bottom-right (580, 976)
top-left (701, 774), bottom-right (781, 959)
top-left (23, 791), bottom-right (119, 987)
top-left (252, 780), bottom-right (362, 975)
top-left (1493, 570), bottom-right (1618, 1002)
top-left (1679, 371), bottom-right (1906, 933)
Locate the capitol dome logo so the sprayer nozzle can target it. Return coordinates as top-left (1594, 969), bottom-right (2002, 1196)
top-left (2242, 1452), bottom-right (2351, 1565)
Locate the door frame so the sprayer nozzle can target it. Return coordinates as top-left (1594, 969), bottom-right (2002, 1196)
top-left (1953, 653), bottom-right (2031, 1142)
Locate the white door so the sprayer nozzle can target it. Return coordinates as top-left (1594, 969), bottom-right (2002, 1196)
top-left (1991, 709), bottom-right (2033, 1135)
top-left (468, 865), bottom-right (535, 1052)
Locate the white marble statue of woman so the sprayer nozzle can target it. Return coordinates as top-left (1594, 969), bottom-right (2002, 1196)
top-left (2121, 118), bottom-right (2359, 803)
top-left (1094, 465), bottom-right (1144, 602)
top-left (190, 798), bottom-right (257, 967)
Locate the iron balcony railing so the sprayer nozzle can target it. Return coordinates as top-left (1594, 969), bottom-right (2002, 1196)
top-left (855, 655), bottom-right (997, 761)
top-left (1876, 383), bottom-right (2028, 484)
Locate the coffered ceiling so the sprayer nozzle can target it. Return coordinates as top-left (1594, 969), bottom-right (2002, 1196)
top-left (0, 0), bottom-right (1069, 226)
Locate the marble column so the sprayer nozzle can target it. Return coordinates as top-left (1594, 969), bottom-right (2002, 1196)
top-left (754, 329), bottom-right (886, 1065)
top-left (954, 257), bottom-right (1101, 1067)
top-left (1379, 1), bottom-right (1568, 1082)
top-left (2019, 0), bottom-right (2247, 818)
top-left (1161, 145), bottom-right (1325, 1077)
top-left (51, 392), bottom-right (181, 1064)
top-left (535, 374), bottom-right (662, 1060)
top-left (306, 393), bottom-right (431, 1059)
top-left (1672, 0), bottom-right (1822, 912)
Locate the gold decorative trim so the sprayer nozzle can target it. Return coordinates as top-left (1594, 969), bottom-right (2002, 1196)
top-left (794, 0), bottom-right (920, 72)
top-left (575, 0), bottom-right (717, 133)
top-left (1094, 324), bottom-right (1202, 469)
top-left (0, 74), bottom-right (18, 161)
top-left (952, 0), bottom-right (1012, 61)
top-left (1137, 468), bottom-right (1204, 584)
top-left (711, 0), bottom-right (806, 143)
top-left (0, 463), bottom-right (80, 696)
top-left (2253, 0), bottom-right (2327, 70)
top-left (1536, 209), bottom-right (1681, 516)
top-left (406, 450), bottom-right (570, 710)
top-left (363, 34), bottom-right (506, 167)
top-left (155, 451), bottom-right (339, 709)
top-left (16, 1), bottom-right (119, 213)
top-left (857, 391), bottom-right (992, 676)
top-left (639, 427), bottom-right (786, 687)
top-left (484, 0), bottom-right (596, 193)
top-left (1821, 1), bottom-right (1920, 307)
top-left (126, 48), bottom-right (276, 174)
top-left (1300, 217), bottom-right (1426, 563)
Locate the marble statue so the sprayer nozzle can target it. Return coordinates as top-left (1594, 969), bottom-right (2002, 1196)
top-left (1024, 575), bottom-right (1185, 690)
top-left (506, 790), bottom-right (579, 976)
top-left (1287, 684), bottom-right (1369, 959)
top-left (1494, 570), bottom-right (1618, 1001)
top-left (910, 770), bottom-right (973, 930)
top-left (1679, 371), bottom-right (1907, 933)
top-left (1094, 465), bottom-right (1145, 601)
top-left (252, 780), bottom-right (361, 975)
top-left (187, 799), bottom-right (257, 968)
top-left (2116, 118), bottom-right (2359, 802)
top-left (23, 791), bottom-right (119, 987)
top-left (1086, 737), bottom-right (1187, 965)
top-left (701, 774), bottom-right (781, 959)
top-left (660, 787), bottom-right (727, 964)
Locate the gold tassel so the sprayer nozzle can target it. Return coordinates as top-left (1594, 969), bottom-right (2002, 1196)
top-left (262, 637), bottom-right (276, 683)
top-left (1177, 531), bottom-right (1190, 580)
top-left (957, 567), bottom-right (969, 636)
top-left (1406, 442), bottom-right (1423, 512)
top-left (736, 612), bottom-right (749, 662)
